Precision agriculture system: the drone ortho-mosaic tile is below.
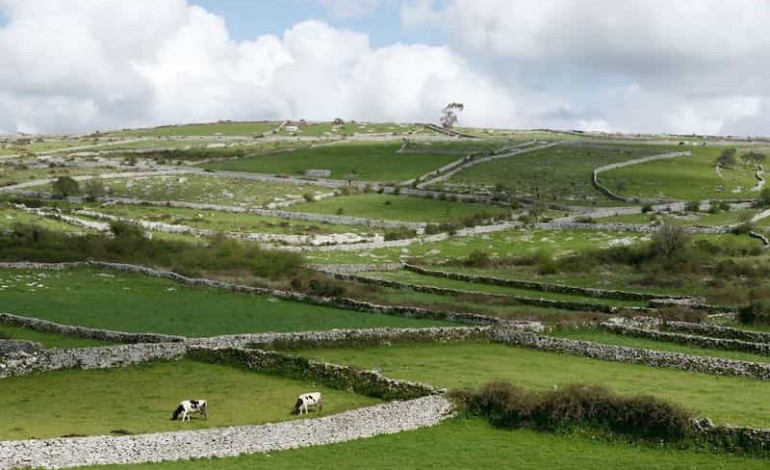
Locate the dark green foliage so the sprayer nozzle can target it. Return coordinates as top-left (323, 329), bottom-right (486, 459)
top-left (0, 224), bottom-right (303, 279)
top-left (383, 227), bottom-right (417, 241)
top-left (451, 381), bottom-right (692, 441)
top-left (83, 179), bottom-right (106, 201)
top-left (684, 200), bottom-right (700, 212)
top-left (754, 187), bottom-right (770, 208)
top-left (463, 250), bottom-right (492, 267)
top-left (640, 203), bottom-right (654, 213)
top-left (716, 148), bottom-right (737, 168)
top-left (738, 302), bottom-right (770, 326)
top-left (650, 222), bottom-right (691, 258)
top-left (51, 176), bottom-right (80, 198)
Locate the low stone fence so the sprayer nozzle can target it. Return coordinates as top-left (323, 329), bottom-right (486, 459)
top-left (0, 312), bottom-right (186, 344)
top-left (599, 321), bottom-right (770, 356)
top-left (665, 321), bottom-right (770, 343)
top-left (404, 264), bottom-right (688, 302)
top-left (188, 326), bottom-right (491, 351)
top-left (308, 263), bottom-right (405, 274)
top-left (0, 339), bottom-right (42, 356)
top-left (188, 347), bottom-right (441, 401)
top-left (489, 329), bottom-right (770, 380)
top-left (0, 343), bottom-right (187, 378)
top-left (592, 152), bottom-right (690, 203)
top-left (328, 271), bottom-right (643, 315)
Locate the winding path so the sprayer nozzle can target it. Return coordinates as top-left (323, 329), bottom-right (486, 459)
top-left (0, 396), bottom-right (452, 469)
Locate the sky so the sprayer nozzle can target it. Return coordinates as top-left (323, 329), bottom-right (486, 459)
top-left (0, 0), bottom-right (767, 136)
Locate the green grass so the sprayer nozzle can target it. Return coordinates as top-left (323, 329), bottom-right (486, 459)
top-left (103, 121), bottom-right (280, 137)
top-left (601, 147), bottom-right (761, 201)
top-left (0, 207), bottom-right (98, 234)
top-left (83, 418), bottom-right (769, 469)
top-left (363, 270), bottom-right (645, 308)
top-left (0, 359), bottom-right (380, 440)
top-left (203, 142), bottom-right (461, 182)
top-left (447, 143), bottom-right (679, 203)
top-left (549, 328), bottom-right (770, 363)
top-left (0, 325), bottom-right (115, 348)
top-left (102, 174), bottom-right (328, 206)
top-left (295, 341), bottom-right (770, 427)
top-left (80, 203), bottom-right (372, 236)
top-left (0, 268), bottom-right (455, 336)
top-left (305, 228), bottom-right (652, 265)
top-left (288, 193), bottom-right (511, 223)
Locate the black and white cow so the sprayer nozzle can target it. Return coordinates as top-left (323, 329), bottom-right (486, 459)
top-left (171, 399), bottom-right (208, 422)
top-left (292, 392), bottom-right (322, 415)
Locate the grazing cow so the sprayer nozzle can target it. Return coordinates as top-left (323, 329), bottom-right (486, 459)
top-left (171, 399), bottom-right (208, 422)
top-left (293, 392), bottom-right (323, 415)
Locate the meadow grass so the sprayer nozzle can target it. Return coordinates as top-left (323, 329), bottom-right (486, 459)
top-left (202, 142), bottom-right (460, 182)
top-left (82, 418), bottom-right (769, 470)
top-left (0, 325), bottom-right (115, 349)
top-left (102, 174), bottom-right (328, 206)
top-left (549, 327), bottom-right (770, 363)
top-left (363, 270), bottom-right (645, 308)
top-left (447, 142), bottom-right (678, 203)
top-left (82, 203), bottom-right (372, 235)
top-left (601, 146), bottom-right (761, 201)
top-left (294, 341), bottom-right (770, 427)
top-left (594, 210), bottom-right (759, 226)
top-left (305, 228), bottom-right (652, 265)
top-left (0, 206), bottom-right (98, 234)
top-left (288, 193), bottom-right (511, 223)
top-left (0, 359), bottom-right (380, 440)
top-left (104, 121), bottom-right (280, 137)
top-left (0, 268), bottom-right (454, 336)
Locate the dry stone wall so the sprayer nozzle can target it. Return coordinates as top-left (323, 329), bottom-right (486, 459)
top-left (665, 321), bottom-right (770, 343)
top-left (489, 329), bottom-right (770, 380)
top-left (592, 152), bottom-right (691, 203)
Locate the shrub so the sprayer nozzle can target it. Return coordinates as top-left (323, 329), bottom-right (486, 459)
top-left (51, 176), bottom-right (80, 199)
top-left (464, 250), bottom-right (492, 267)
top-left (452, 381), bottom-right (692, 441)
top-left (335, 207), bottom-right (344, 215)
top-left (684, 200), bottom-right (700, 212)
top-left (302, 192), bottom-right (315, 202)
top-left (83, 179), bottom-right (106, 201)
top-left (383, 227), bottom-right (417, 241)
top-left (651, 222), bottom-right (690, 258)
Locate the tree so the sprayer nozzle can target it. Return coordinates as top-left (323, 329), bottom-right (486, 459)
top-left (84, 179), bottom-right (106, 201)
top-left (740, 151), bottom-right (767, 166)
top-left (51, 176), bottom-right (80, 199)
top-left (716, 148), bottom-right (737, 168)
top-left (651, 222), bottom-right (690, 258)
top-left (440, 102), bottom-right (464, 129)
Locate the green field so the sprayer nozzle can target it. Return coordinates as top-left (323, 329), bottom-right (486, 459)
top-left (295, 341), bottom-right (770, 427)
top-left (594, 210), bottom-right (760, 226)
top-left (104, 121), bottom-right (280, 137)
top-left (446, 143), bottom-right (678, 203)
top-left (550, 327), bottom-right (770, 363)
top-left (85, 418), bottom-right (768, 470)
top-left (0, 206), bottom-right (98, 234)
top-left (0, 360), bottom-right (379, 440)
top-left (0, 325), bottom-right (115, 349)
top-left (289, 193), bottom-right (511, 223)
top-left (362, 270), bottom-right (645, 308)
top-left (601, 147), bottom-right (761, 201)
top-left (203, 142), bottom-right (460, 182)
top-left (0, 268), bottom-right (454, 336)
top-left (82, 204), bottom-right (372, 236)
top-left (102, 174), bottom-right (327, 206)
top-left (305, 228), bottom-right (652, 265)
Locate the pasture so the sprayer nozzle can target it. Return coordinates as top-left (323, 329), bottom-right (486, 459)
top-left (85, 204), bottom-right (373, 236)
top-left (444, 143), bottom-right (679, 203)
top-left (0, 268), bottom-right (454, 336)
top-left (600, 146), bottom-right (762, 201)
top-left (101, 174), bottom-right (329, 206)
top-left (203, 142), bottom-right (461, 182)
top-left (82, 418), bottom-right (768, 470)
top-left (0, 359), bottom-right (379, 440)
top-left (288, 193), bottom-right (512, 223)
top-left (294, 341), bottom-right (770, 427)
top-left (0, 325), bottom-right (114, 349)
top-left (103, 121), bottom-right (280, 137)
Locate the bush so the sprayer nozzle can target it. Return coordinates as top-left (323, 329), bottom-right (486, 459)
top-left (464, 250), bottom-right (492, 267)
top-left (83, 179), bottom-right (106, 201)
top-left (452, 381), bottom-right (692, 441)
top-left (51, 176), bottom-right (80, 199)
top-left (684, 200), bottom-right (700, 212)
top-left (651, 222), bottom-right (690, 259)
top-left (640, 203), bottom-right (654, 214)
top-left (383, 227), bottom-right (417, 241)
top-left (302, 192), bottom-right (315, 202)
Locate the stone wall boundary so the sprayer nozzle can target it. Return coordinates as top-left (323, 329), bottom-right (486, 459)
top-left (403, 264), bottom-right (689, 302)
top-left (664, 321), bottom-right (770, 343)
top-left (489, 329), bottom-right (770, 380)
top-left (0, 312), bottom-right (186, 344)
top-left (592, 152), bottom-right (690, 203)
top-left (328, 271), bottom-right (646, 314)
top-left (599, 321), bottom-right (770, 356)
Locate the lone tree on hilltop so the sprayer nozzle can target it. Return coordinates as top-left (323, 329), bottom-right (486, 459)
top-left (440, 102), bottom-right (464, 129)
top-left (51, 176), bottom-right (80, 199)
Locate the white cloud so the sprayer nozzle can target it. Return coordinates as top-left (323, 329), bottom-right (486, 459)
top-left (0, 0), bottom-right (519, 134)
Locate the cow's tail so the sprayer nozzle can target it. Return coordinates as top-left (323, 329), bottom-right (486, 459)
top-left (171, 404), bottom-right (184, 420)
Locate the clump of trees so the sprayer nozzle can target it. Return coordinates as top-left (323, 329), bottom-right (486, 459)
top-left (716, 148), bottom-right (737, 167)
top-left (440, 102), bottom-right (464, 129)
top-left (51, 176), bottom-right (80, 199)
